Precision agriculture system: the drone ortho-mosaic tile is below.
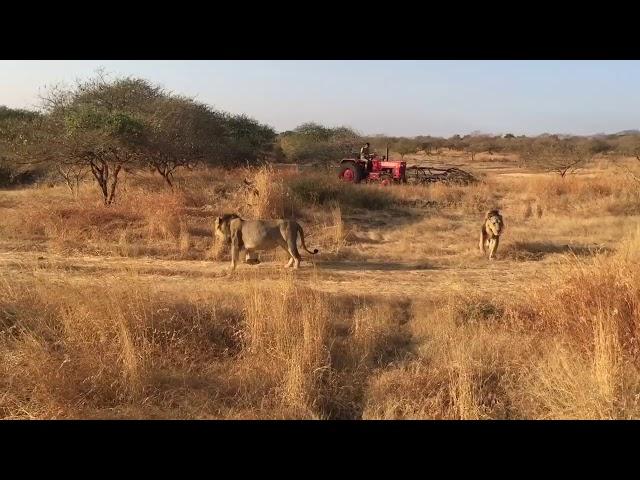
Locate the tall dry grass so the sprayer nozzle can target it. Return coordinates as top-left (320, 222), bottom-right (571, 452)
top-left (0, 179), bottom-right (203, 258)
top-left (243, 274), bottom-right (330, 412)
top-left (3, 161), bottom-right (640, 419)
top-left (288, 173), bottom-right (393, 211)
top-left (522, 173), bottom-right (640, 216)
top-left (388, 180), bottom-right (502, 214)
top-left (503, 230), bottom-right (640, 419)
top-left (2, 244), bottom-right (639, 418)
top-left (243, 165), bottom-right (293, 219)
top-left (0, 268), bottom-right (414, 419)
top-left (362, 229), bottom-right (640, 419)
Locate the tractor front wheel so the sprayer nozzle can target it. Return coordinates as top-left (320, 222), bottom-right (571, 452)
top-left (338, 164), bottom-right (363, 183)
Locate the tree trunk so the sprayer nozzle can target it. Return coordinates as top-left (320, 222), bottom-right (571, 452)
top-left (57, 165), bottom-right (77, 198)
top-left (164, 174), bottom-right (173, 188)
top-left (64, 178), bottom-right (74, 196)
top-left (155, 164), bottom-right (175, 189)
top-left (89, 160), bottom-right (109, 205)
top-left (90, 159), bottom-right (122, 205)
top-left (107, 164), bottom-right (122, 205)
top-left (162, 170), bottom-right (174, 189)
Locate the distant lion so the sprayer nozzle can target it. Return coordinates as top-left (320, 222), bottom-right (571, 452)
top-left (480, 210), bottom-right (504, 260)
top-left (213, 213), bottom-right (319, 270)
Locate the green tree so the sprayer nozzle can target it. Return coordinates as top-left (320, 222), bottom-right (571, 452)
top-left (146, 96), bottom-right (229, 187)
top-left (278, 123), bottom-right (360, 163)
top-left (586, 138), bottom-right (613, 156)
top-left (10, 73), bottom-right (163, 204)
top-left (612, 135), bottom-right (640, 185)
top-left (220, 113), bottom-right (276, 165)
top-left (520, 139), bottom-right (591, 178)
top-left (0, 106), bottom-right (45, 186)
top-left (416, 136), bottom-right (445, 155)
top-left (616, 135), bottom-right (640, 159)
top-left (393, 139), bottom-right (418, 159)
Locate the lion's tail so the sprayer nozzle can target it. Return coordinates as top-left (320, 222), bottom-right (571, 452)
top-left (297, 224), bottom-right (319, 255)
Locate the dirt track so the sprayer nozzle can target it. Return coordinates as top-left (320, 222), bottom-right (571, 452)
top-left (0, 246), bottom-right (551, 300)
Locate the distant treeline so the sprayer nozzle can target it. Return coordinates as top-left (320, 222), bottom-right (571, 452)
top-left (277, 124), bottom-right (640, 163)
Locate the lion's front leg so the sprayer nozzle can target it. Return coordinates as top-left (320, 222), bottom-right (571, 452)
top-left (489, 237), bottom-right (499, 260)
top-left (231, 240), bottom-right (240, 270)
top-left (480, 228), bottom-right (487, 255)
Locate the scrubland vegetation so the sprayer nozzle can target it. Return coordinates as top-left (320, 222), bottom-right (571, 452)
top-left (1, 72), bottom-right (640, 419)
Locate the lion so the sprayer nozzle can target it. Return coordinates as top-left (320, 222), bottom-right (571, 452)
top-left (213, 213), bottom-right (319, 270)
top-left (480, 209), bottom-right (504, 260)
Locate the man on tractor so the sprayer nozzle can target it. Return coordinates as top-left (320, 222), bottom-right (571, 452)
top-left (360, 142), bottom-right (371, 160)
top-left (360, 142), bottom-right (373, 171)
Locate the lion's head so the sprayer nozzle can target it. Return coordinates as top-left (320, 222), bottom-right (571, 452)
top-left (485, 210), bottom-right (504, 236)
top-left (214, 213), bottom-right (241, 245)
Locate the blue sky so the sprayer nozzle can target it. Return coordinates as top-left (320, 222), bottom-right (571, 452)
top-left (1, 60), bottom-right (638, 137)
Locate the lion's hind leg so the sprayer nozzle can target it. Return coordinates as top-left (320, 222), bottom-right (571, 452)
top-left (276, 237), bottom-right (296, 268)
top-left (284, 225), bottom-right (302, 269)
top-left (288, 243), bottom-right (301, 269)
top-left (286, 244), bottom-right (301, 269)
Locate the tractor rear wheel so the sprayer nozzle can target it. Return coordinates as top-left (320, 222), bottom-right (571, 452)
top-left (338, 163), bottom-right (363, 183)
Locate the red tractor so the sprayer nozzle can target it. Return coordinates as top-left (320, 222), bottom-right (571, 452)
top-left (338, 146), bottom-right (406, 186)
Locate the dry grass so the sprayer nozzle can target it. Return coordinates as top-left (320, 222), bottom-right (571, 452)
top-left (361, 233), bottom-right (640, 419)
top-left (0, 269), bottom-right (413, 419)
top-left (0, 186), bottom-right (193, 257)
top-left (244, 165), bottom-right (293, 219)
top-left (288, 173), bottom-right (393, 211)
top-left (3, 154), bottom-right (640, 419)
top-left (521, 173), bottom-right (640, 216)
top-left (388, 180), bottom-right (502, 214)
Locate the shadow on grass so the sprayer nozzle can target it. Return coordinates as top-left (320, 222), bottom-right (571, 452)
top-left (503, 241), bottom-right (612, 261)
top-left (317, 260), bottom-right (437, 271)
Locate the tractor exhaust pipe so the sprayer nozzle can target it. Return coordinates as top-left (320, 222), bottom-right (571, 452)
top-left (386, 144), bottom-right (389, 161)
